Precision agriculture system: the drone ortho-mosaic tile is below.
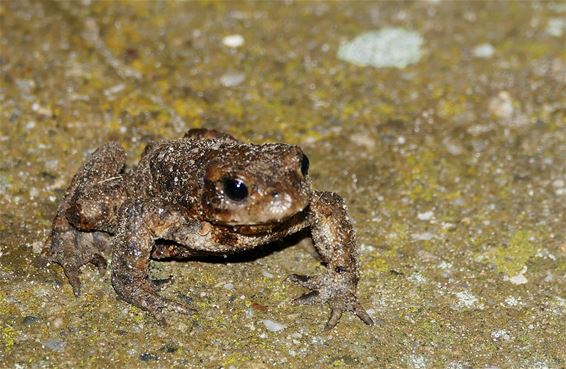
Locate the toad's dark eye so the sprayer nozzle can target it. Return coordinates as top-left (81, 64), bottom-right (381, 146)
top-left (300, 154), bottom-right (309, 176)
top-left (222, 177), bottom-right (248, 201)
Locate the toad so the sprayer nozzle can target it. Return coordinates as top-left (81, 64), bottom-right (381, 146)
top-left (43, 128), bottom-right (373, 330)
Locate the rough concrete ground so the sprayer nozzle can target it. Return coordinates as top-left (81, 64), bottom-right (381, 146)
top-left (0, 1), bottom-right (564, 368)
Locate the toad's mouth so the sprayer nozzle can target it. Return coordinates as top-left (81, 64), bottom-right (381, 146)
top-left (217, 208), bottom-right (309, 236)
top-left (209, 192), bottom-right (311, 228)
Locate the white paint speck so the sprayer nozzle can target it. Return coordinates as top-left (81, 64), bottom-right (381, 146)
top-left (220, 72), bottom-right (246, 87)
top-left (472, 43), bottom-right (495, 58)
top-left (503, 266), bottom-right (528, 285)
top-left (544, 271), bottom-right (554, 282)
top-left (31, 241), bottom-right (43, 254)
top-left (29, 187), bottom-right (39, 198)
top-left (488, 91), bottom-right (514, 119)
top-left (222, 34), bottom-right (244, 48)
top-left (412, 232), bottom-right (435, 241)
top-left (504, 296), bottom-right (521, 307)
top-left (338, 28), bottom-right (424, 69)
top-left (409, 272), bottom-right (427, 284)
top-left (443, 138), bottom-right (463, 155)
top-left (245, 308), bottom-right (254, 318)
top-left (455, 290), bottom-right (478, 309)
top-left (104, 83), bottom-right (126, 97)
top-left (417, 211), bottom-right (434, 221)
top-left (407, 354), bottom-right (429, 369)
top-left (262, 319), bottom-right (287, 332)
top-left (43, 339), bottom-right (66, 352)
top-left (506, 273), bottom-right (528, 285)
top-left (445, 363), bottom-right (468, 369)
top-left (545, 18), bottom-right (565, 37)
top-left (536, 249), bottom-right (556, 261)
top-left (261, 270), bottom-right (274, 279)
top-left (491, 329), bottom-right (511, 341)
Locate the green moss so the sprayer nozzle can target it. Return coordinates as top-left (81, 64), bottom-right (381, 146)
top-left (482, 230), bottom-right (538, 276)
top-left (399, 150), bottom-right (440, 202)
top-left (1, 325), bottom-right (15, 351)
top-left (366, 256), bottom-right (389, 273)
top-left (332, 359), bottom-right (346, 367)
top-left (386, 222), bottom-right (410, 251)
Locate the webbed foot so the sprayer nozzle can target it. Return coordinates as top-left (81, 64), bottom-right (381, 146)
top-left (286, 273), bottom-right (374, 330)
top-left (111, 270), bottom-right (195, 324)
top-left (43, 230), bottom-right (109, 296)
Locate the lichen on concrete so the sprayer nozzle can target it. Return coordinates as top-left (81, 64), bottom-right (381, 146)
top-left (1, 0), bottom-right (565, 368)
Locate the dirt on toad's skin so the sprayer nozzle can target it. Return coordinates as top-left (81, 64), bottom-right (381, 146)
top-left (1, 1), bottom-right (565, 368)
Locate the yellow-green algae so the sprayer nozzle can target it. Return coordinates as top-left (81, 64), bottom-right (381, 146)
top-left (481, 230), bottom-right (538, 276)
top-left (0, 0), bottom-right (564, 368)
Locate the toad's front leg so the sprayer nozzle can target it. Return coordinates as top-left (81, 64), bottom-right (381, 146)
top-left (287, 191), bottom-right (374, 330)
top-left (110, 200), bottom-right (197, 321)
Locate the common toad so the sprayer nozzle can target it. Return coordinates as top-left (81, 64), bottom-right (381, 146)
top-left (43, 129), bottom-right (373, 330)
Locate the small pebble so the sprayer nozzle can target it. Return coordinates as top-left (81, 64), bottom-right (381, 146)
top-left (417, 211), bottom-right (434, 221)
top-left (443, 138), bottom-right (463, 155)
top-left (488, 91), bottom-right (514, 119)
top-left (22, 315), bottom-right (40, 326)
top-left (51, 317), bottom-right (63, 328)
top-left (472, 43), bottom-right (495, 58)
top-left (262, 319), bottom-right (287, 332)
top-left (338, 28), bottom-right (423, 68)
top-left (220, 72), bottom-right (245, 87)
top-left (140, 353), bottom-right (159, 361)
top-left (412, 232), bottom-right (435, 241)
top-left (222, 34), bottom-right (244, 48)
top-left (44, 339), bottom-right (65, 352)
top-left (491, 329), bottom-right (511, 341)
top-left (262, 270), bottom-right (274, 278)
top-left (504, 266), bottom-right (528, 285)
top-left (160, 344), bottom-right (178, 353)
top-left (505, 273), bottom-right (528, 285)
top-left (545, 18), bottom-right (565, 37)
top-left (455, 290), bottom-right (478, 309)
top-left (251, 302), bottom-right (268, 313)
top-left (31, 103), bottom-right (53, 117)
top-left (177, 293), bottom-right (193, 305)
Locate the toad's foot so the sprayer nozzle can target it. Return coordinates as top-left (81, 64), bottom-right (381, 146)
top-left (43, 229), bottom-right (109, 297)
top-left (111, 272), bottom-right (195, 324)
top-left (286, 273), bottom-right (374, 330)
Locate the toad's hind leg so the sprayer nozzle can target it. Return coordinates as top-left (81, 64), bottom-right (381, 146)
top-left (43, 143), bottom-right (127, 296)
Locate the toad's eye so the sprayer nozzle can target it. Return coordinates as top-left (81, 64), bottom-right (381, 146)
top-left (222, 177), bottom-right (248, 201)
top-left (300, 154), bottom-right (309, 176)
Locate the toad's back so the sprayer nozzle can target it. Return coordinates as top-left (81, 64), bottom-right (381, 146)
top-left (129, 138), bottom-right (225, 211)
top-left (129, 132), bottom-right (312, 225)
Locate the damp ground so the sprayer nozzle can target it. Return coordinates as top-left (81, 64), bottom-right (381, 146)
top-left (0, 1), bottom-right (565, 368)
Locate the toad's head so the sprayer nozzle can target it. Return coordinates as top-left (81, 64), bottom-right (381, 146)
top-left (201, 143), bottom-right (312, 226)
